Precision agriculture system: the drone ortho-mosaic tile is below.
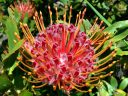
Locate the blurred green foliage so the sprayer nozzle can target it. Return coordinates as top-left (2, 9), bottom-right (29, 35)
top-left (88, 0), bottom-right (128, 23)
top-left (97, 76), bottom-right (128, 96)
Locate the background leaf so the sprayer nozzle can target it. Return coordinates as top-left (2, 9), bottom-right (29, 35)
top-left (110, 29), bottom-right (128, 43)
top-left (98, 85), bottom-right (109, 96)
top-left (103, 20), bottom-right (128, 36)
top-left (2, 40), bottom-right (23, 69)
top-left (110, 76), bottom-right (118, 89)
top-left (19, 90), bottom-right (33, 96)
top-left (0, 74), bottom-right (12, 92)
top-left (103, 81), bottom-right (114, 95)
top-left (114, 89), bottom-right (126, 96)
top-left (119, 78), bottom-right (128, 90)
top-left (2, 40), bottom-right (23, 61)
top-left (5, 17), bottom-right (19, 52)
top-left (80, 19), bottom-right (91, 33)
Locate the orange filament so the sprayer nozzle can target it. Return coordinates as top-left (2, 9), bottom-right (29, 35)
top-left (22, 46), bottom-right (36, 58)
top-left (10, 5), bottom-right (15, 11)
top-left (48, 6), bottom-right (53, 25)
top-left (89, 17), bottom-right (98, 35)
top-left (91, 33), bottom-right (104, 44)
top-left (93, 61), bottom-right (116, 73)
top-left (68, 6), bottom-right (72, 24)
top-left (16, 63), bottom-right (30, 73)
top-left (72, 86), bottom-right (88, 93)
top-left (32, 83), bottom-right (47, 88)
top-left (93, 17), bottom-right (98, 26)
top-left (94, 36), bottom-right (109, 51)
top-left (70, 81), bottom-right (88, 88)
top-left (75, 14), bottom-right (79, 26)
top-left (20, 50), bottom-right (31, 60)
top-left (82, 60), bottom-right (116, 75)
top-left (22, 76), bottom-right (42, 83)
top-left (30, 74), bottom-right (47, 81)
top-left (82, 8), bottom-right (86, 19)
top-left (91, 27), bottom-right (105, 44)
top-left (20, 23), bottom-right (34, 45)
top-left (96, 50), bottom-right (116, 67)
top-left (39, 11), bottom-right (45, 32)
top-left (58, 81), bottom-right (61, 89)
top-left (34, 11), bottom-right (46, 32)
top-left (87, 71), bottom-right (113, 83)
top-left (33, 12), bottom-right (41, 32)
top-left (53, 85), bottom-right (57, 91)
top-left (85, 71), bottom-right (113, 84)
top-left (14, 32), bottom-right (20, 40)
top-left (90, 28), bottom-right (102, 40)
top-left (24, 24), bottom-right (34, 43)
top-left (55, 7), bottom-right (58, 23)
top-left (78, 11), bottom-right (81, 23)
top-left (87, 78), bottom-right (99, 83)
top-left (63, 6), bottom-right (67, 23)
top-left (20, 23), bottom-right (31, 42)
top-left (17, 56), bottom-right (33, 69)
top-left (93, 42), bottom-right (113, 59)
top-left (74, 19), bottom-right (82, 39)
top-left (74, 47), bottom-right (86, 59)
top-left (99, 20), bottom-right (104, 27)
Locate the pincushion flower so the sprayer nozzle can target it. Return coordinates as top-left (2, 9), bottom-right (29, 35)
top-left (10, 0), bottom-right (35, 19)
top-left (16, 6), bottom-right (117, 94)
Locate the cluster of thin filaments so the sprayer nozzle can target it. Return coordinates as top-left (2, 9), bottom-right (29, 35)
top-left (15, 6), bottom-right (117, 93)
top-left (10, 0), bottom-right (35, 19)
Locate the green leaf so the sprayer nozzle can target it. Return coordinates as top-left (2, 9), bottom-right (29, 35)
top-left (117, 40), bottom-right (128, 48)
top-left (5, 17), bottom-right (19, 52)
top-left (80, 19), bottom-right (91, 32)
top-left (114, 89), bottom-right (126, 96)
top-left (2, 40), bottom-right (23, 61)
top-left (110, 29), bottom-right (128, 43)
top-left (103, 20), bottom-right (128, 36)
top-left (23, 13), bottom-right (29, 24)
top-left (89, 92), bottom-right (95, 96)
top-left (110, 76), bottom-right (118, 89)
top-left (14, 9), bottom-right (21, 23)
top-left (29, 20), bottom-right (35, 32)
top-left (84, 0), bottom-right (111, 26)
top-left (60, 0), bottom-right (68, 5)
top-left (98, 85), bottom-right (109, 96)
top-left (8, 8), bottom-right (21, 23)
top-left (103, 81), bottom-right (114, 95)
top-left (119, 78), bottom-right (128, 90)
top-left (115, 48), bottom-right (128, 56)
top-left (76, 92), bottom-right (83, 96)
top-left (13, 68), bottom-right (24, 89)
top-left (19, 90), bottom-right (33, 96)
top-left (2, 40), bottom-right (20, 68)
top-left (0, 0), bottom-right (5, 3)
top-left (0, 74), bottom-right (12, 92)
top-left (8, 8), bottom-right (15, 20)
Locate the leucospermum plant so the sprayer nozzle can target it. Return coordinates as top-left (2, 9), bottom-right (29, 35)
top-left (15, 6), bottom-right (117, 94)
top-left (10, 0), bottom-right (35, 19)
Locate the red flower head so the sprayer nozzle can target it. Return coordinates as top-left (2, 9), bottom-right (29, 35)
top-left (10, 0), bottom-right (35, 19)
top-left (16, 6), bottom-right (117, 94)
